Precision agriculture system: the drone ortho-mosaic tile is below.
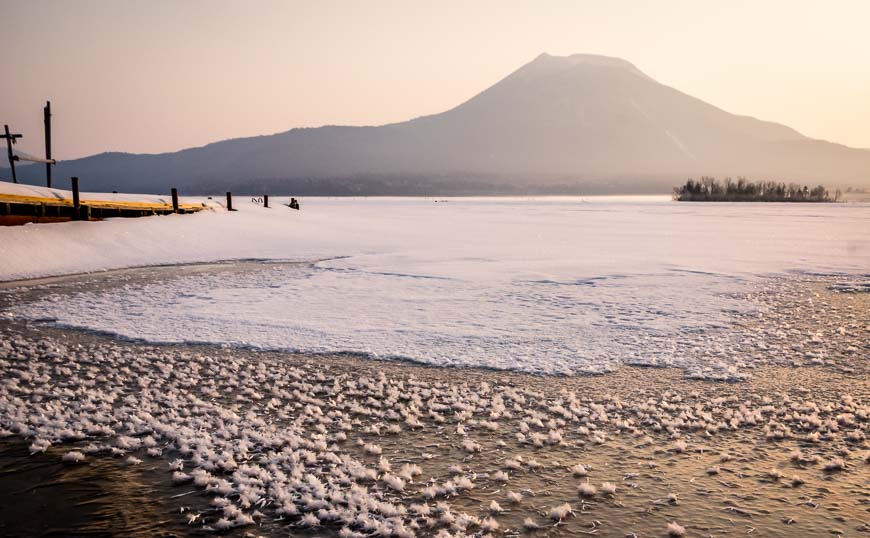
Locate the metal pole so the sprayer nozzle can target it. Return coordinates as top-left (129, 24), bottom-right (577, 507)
top-left (44, 101), bottom-right (52, 188)
top-left (171, 188), bottom-right (179, 213)
top-left (226, 192), bottom-right (233, 211)
top-left (4, 125), bottom-right (17, 184)
top-left (263, 194), bottom-right (269, 208)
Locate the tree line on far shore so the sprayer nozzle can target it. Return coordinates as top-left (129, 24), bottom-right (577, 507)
top-left (673, 177), bottom-right (841, 202)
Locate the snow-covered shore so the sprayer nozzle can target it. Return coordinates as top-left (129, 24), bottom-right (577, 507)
top-left (1, 192), bottom-right (868, 283)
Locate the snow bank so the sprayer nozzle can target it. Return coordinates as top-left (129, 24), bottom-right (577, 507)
top-left (2, 192), bottom-right (868, 283)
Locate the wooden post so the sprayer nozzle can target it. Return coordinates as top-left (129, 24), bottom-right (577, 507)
top-left (4, 125), bottom-right (17, 184)
top-left (71, 176), bottom-right (80, 219)
top-left (226, 191), bottom-right (233, 211)
top-left (44, 102), bottom-right (52, 188)
top-left (171, 188), bottom-right (179, 213)
top-left (263, 195), bottom-right (269, 208)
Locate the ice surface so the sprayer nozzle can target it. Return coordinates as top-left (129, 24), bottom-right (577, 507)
top-left (3, 195), bottom-right (869, 376)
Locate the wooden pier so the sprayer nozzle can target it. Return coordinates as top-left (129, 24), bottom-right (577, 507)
top-left (0, 188), bottom-right (206, 226)
top-left (3, 101), bottom-right (299, 225)
top-left (2, 101), bottom-right (208, 224)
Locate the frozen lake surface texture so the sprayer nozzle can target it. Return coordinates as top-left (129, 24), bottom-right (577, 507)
top-left (7, 196), bottom-right (870, 378)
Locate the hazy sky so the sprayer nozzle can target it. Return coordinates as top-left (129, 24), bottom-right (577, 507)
top-left (3, 0), bottom-right (869, 159)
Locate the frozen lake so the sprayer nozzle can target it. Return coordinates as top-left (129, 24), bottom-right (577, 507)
top-left (8, 196), bottom-right (870, 377)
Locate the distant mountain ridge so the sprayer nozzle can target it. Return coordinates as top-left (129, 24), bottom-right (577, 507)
top-left (5, 53), bottom-right (870, 194)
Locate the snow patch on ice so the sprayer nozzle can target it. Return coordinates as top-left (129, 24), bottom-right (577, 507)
top-left (4, 196), bottom-right (869, 379)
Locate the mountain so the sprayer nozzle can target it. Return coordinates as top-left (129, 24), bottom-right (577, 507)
top-left (5, 53), bottom-right (870, 194)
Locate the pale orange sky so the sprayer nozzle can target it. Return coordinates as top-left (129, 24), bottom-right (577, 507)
top-left (2, 0), bottom-right (869, 160)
